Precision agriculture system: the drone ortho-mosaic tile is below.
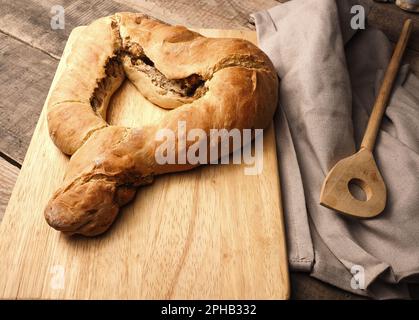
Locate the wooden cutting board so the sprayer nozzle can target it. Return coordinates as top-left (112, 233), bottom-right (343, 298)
top-left (0, 27), bottom-right (289, 299)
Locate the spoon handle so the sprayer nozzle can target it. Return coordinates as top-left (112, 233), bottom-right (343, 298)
top-left (361, 19), bottom-right (412, 151)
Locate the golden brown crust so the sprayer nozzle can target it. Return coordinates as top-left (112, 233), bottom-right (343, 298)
top-left (47, 102), bottom-right (107, 155)
top-left (45, 12), bottom-right (279, 236)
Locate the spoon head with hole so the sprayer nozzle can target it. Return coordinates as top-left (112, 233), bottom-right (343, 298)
top-left (319, 148), bottom-right (387, 218)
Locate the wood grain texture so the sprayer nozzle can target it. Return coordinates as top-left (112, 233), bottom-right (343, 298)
top-left (1, 0), bottom-right (417, 300)
top-left (0, 157), bottom-right (19, 222)
top-left (0, 32), bottom-right (57, 164)
top-left (320, 148), bottom-right (386, 218)
top-left (0, 0), bottom-right (278, 165)
top-left (362, 19), bottom-right (412, 151)
top-left (0, 27), bottom-right (289, 299)
top-left (1, 0), bottom-right (418, 167)
top-left (368, 1), bottom-right (419, 52)
top-left (1, 0), bottom-right (418, 166)
top-left (114, 0), bottom-right (278, 29)
top-left (0, 0), bottom-right (141, 58)
top-left (322, 20), bottom-right (411, 219)
top-left (0, 0), bottom-right (278, 59)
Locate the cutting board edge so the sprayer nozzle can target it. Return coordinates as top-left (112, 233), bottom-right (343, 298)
top-left (0, 26), bottom-right (290, 300)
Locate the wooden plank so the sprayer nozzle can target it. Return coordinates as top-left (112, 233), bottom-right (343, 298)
top-left (0, 0), bottom-right (142, 59)
top-left (0, 27), bottom-right (289, 299)
top-left (0, 0), bottom-right (279, 164)
top-left (0, 157), bottom-right (19, 222)
top-left (3, 0), bottom-right (416, 300)
top-left (368, 1), bottom-right (419, 51)
top-left (114, 0), bottom-right (279, 29)
top-left (2, 1), bottom-right (419, 168)
top-left (0, 0), bottom-right (278, 59)
top-left (0, 33), bottom-right (58, 164)
top-left (258, 0), bottom-right (419, 53)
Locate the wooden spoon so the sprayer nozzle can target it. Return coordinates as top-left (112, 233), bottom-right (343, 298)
top-left (319, 19), bottom-right (412, 218)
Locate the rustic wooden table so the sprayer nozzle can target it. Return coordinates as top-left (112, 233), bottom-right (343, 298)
top-left (0, 0), bottom-right (418, 300)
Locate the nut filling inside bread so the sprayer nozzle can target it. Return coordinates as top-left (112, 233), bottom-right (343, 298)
top-left (45, 12), bottom-right (279, 236)
top-left (125, 54), bottom-right (207, 98)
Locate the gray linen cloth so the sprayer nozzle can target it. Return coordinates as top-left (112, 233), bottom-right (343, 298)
top-left (252, 0), bottom-right (419, 299)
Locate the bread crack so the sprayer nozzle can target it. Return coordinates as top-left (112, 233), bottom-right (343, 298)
top-left (211, 54), bottom-right (270, 75)
top-left (125, 53), bottom-right (208, 99)
top-left (90, 18), bottom-right (268, 115)
top-left (90, 56), bottom-right (124, 114)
